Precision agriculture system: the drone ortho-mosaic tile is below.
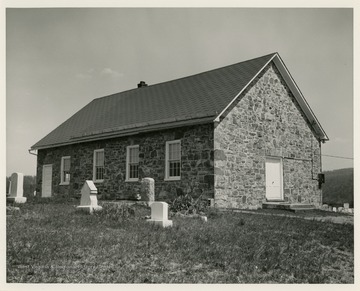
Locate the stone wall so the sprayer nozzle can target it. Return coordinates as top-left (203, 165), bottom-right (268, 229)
top-left (36, 124), bottom-right (214, 202)
top-left (214, 62), bottom-right (322, 209)
top-left (35, 62), bottom-right (323, 208)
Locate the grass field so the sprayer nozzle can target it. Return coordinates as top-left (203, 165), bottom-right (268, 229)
top-left (6, 200), bottom-right (354, 283)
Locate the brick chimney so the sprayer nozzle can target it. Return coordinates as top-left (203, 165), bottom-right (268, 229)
top-left (137, 81), bottom-right (148, 88)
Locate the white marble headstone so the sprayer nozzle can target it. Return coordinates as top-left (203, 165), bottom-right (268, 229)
top-left (76, 180), bottom-right (102, 213)
top-left (147, 202), bottom-right (173, 228)
top-left (7, 173), bottom-right (26, 203)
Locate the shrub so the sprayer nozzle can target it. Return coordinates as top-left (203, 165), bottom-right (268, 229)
top-left (169, 193), bottom-right (208, 214)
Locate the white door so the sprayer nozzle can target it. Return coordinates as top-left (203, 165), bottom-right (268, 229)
top-left (265, 158), bottom-right (283, 200)
top-left (42, 164), bottom-right (52, 197)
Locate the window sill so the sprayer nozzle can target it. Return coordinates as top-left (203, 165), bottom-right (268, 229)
top-left (94, 180), bottom-right (104, 183)
top-left (59, 182), bottom-right (70, 186)
top-left (125, 179), bottom-right (139, 182)
top-left (164, 177), bottom-right (181, 181)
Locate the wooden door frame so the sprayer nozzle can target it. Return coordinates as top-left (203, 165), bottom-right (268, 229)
top-left (42, 164), bottom-right (53, 198)
top-left (265, 157), bottom-right (284, 201)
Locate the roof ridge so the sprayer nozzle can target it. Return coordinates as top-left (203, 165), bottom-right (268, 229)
top-left (143, 52), bottom-right (278, 88)
top-left (92, 52), bottom-right (278, 101)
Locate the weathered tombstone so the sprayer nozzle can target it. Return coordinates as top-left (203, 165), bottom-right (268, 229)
top-left (76, 181), bottom-right (102, 213)
top-left (147, 202), bottom-right (173, 227)
top-left (200, 216), bottom-right (208, 222)
top-left (141, 177), bottom-right (155, 204)
top-left (7, 180), bottom-right (11, 195)
top-left (338, 207), bottom-right (344, 212)
top-left (7, 173), bottom-right (26, 203)
top-left (208, 198), bottom-right (215, 207)
top-left (344, 203), bottom-right (349, 209)
top-left (333, 207), bottom-right (337, 212)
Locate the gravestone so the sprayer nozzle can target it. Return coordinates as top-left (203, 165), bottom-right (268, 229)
top-left (147, 202), bottom-right (173, 228)
top-left (76, 181), bottom-right (102, 213)
top-left (200, 216), bottom-right (208, 222)
top-left (7, 180), bottom-right (11, 195)
top-left (141, 178), bottom-right (155, 204)
top-left (208, 198), bottom-right (215, 207)
top-left (7, 173), bottom-right (26, 203)
top-left (343, 203), bottom-right (351, 213)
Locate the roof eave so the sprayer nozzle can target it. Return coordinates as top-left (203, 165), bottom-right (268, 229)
top-left (30, 115), bottom-right (215, 150)
top-left (272, 54), bottom-right (329, 142)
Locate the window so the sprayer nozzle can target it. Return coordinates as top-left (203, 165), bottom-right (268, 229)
top-left (126, 145), bottom-right (139, 181)
top-left (60, 156), bottom-right (71, 185)
top-left (165, 140), bottom-right (181, 180)
top-left (93, 149), bottom-right (104, 182)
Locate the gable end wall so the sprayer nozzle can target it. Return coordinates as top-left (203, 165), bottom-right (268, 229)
top-left (214, 63), bottom-right (322, 209)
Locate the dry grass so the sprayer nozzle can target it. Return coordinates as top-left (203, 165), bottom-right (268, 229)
top-left (6, 200), bottom-right (354, 283)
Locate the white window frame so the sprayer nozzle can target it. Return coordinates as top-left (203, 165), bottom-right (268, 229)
top-left (126, 145), bottom-right (139, 182)
top-left (165, 140), bottom-right (181, 181)
top-left (60, 156), bottom-right (71, 185)
top-left (93, 149), bottom-right (105, 183)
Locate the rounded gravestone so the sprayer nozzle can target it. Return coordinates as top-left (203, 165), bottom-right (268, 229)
top-left (141, 178), bottom-right (155, 203)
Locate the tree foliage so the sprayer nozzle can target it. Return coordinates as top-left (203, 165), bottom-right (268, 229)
top-left (6, 175), bottom-right (37, 197)
top-left (322, 168), bottom-right (353, 207)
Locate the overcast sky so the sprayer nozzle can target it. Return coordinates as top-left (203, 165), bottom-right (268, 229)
top-left (4, 5), bottom-right (354, 176)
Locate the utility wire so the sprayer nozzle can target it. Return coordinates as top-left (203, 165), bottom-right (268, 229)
top-left (322, 154), bottom-right (353, 160)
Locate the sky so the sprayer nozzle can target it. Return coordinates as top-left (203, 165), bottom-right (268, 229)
top-left (4, 4), bottom-right (355, 176)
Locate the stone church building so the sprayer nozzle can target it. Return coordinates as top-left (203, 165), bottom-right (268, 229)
top-left (30, 53), bottom-right (328, 209)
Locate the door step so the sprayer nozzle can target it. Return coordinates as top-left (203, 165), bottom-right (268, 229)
top-left (262, 202), bottom-right (316, 212)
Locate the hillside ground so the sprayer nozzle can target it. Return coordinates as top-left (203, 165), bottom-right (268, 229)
top-left (6, 200), bottom-right (354, 283)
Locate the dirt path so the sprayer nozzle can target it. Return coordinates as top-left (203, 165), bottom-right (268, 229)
top-left (231, 209), bottom-right (354, 225)
top-left (303, 215), bottom-right (354, 225)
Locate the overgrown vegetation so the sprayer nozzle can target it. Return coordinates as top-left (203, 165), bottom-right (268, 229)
top-left (7, 202), bottom-right (353, 283)
top-left (170, 194), bottom-right (208, 214)
top-left (322, 168), bottom-right (353, 207)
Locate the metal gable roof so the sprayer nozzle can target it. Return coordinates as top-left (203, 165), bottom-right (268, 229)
top-left (31, 52), bottom-right (328, 150)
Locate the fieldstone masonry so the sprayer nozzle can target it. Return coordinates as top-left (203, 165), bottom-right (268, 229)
top-left (36, 124), bottom-right (214, 202)
top-left (7, 172), bottom-right (27, 203)
top-left (214, 63), bottom-right (322, 209)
